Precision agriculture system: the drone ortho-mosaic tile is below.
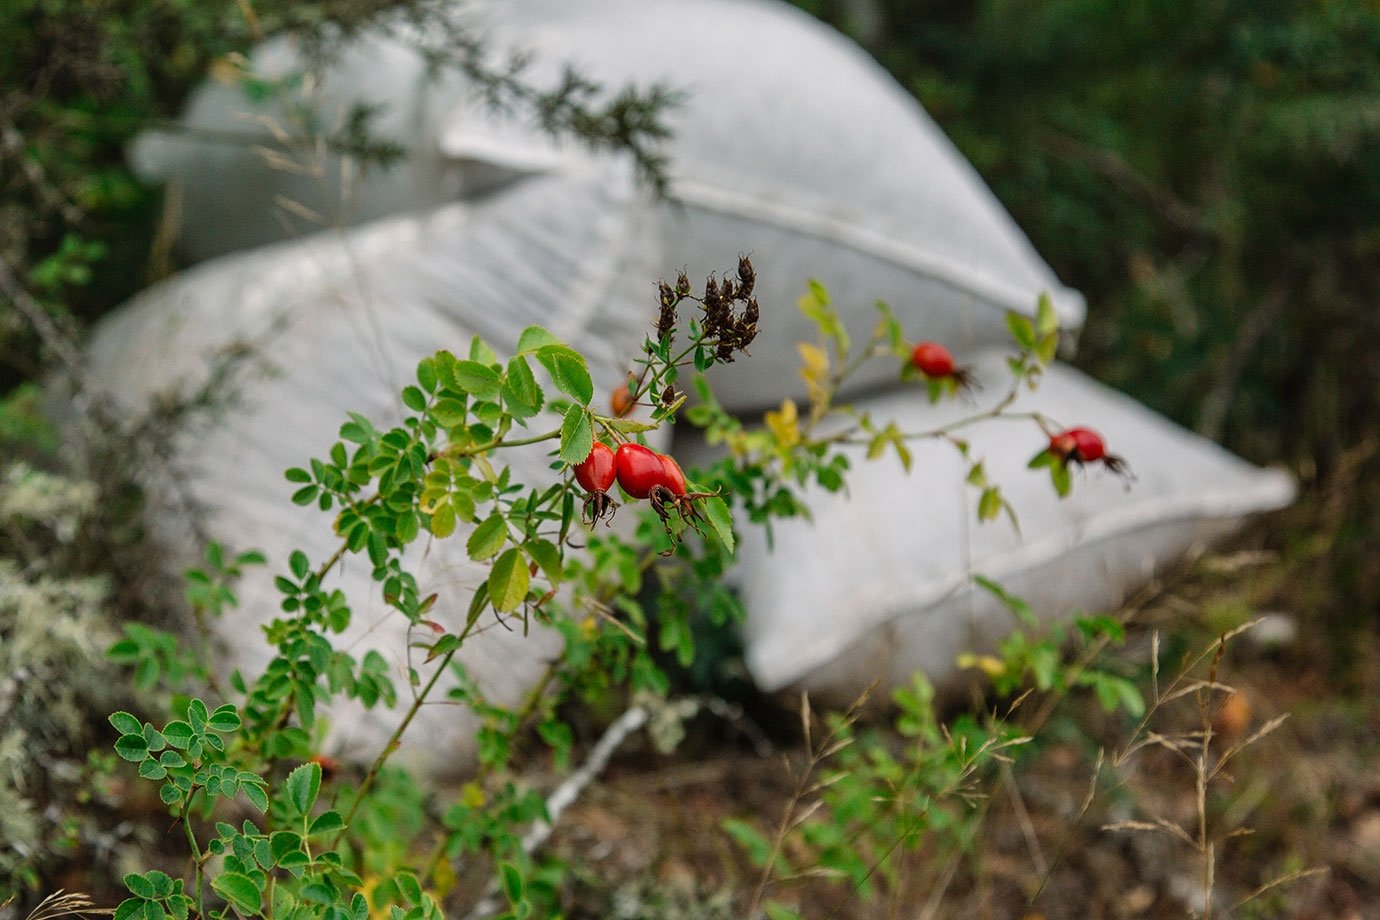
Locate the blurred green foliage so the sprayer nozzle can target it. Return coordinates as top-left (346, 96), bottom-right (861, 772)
top-left (800, 0), bottom-right (1380, 667)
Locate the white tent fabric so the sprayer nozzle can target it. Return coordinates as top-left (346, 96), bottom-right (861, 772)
top-left (677, 350), bottom-right (1295, 707)
top-left (132, 0), bottom-right (1084, 411)
top-left (80, 165), bottom-right (666, 777)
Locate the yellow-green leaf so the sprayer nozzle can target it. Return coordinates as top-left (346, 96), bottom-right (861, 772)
top-left (488, 548), bottom-right (530, 613)
top-left (467, 513), bottom-right (507, 561)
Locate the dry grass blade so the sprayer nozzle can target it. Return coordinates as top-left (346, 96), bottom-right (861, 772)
top-left (24, 891), bottom-right (112, 920)
top-left (1103, 818), bottom-right (1197, 847)
top-left (1228, 867), bottom-right (1329, 913)
top-left (1213, 714), bottom-right (1289, 778)
top-left (1159, 678), bottom-right (1238, 706)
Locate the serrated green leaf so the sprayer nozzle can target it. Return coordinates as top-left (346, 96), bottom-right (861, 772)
top-left (109, 711), bottom-right (142, 736)
top-left (516, 325), bottom-right (559, 354)
top-left (469, 336), bottom-right (498, 366)
top-left (501, 356), bottom-right (544, 420)
top-left (488, 548), bottom-right (530, 613)
top-left (536, 345), bottom-right (594, 405)
top-left (401, 385), bottom-right (427, 412)
top-left (467, 513), bottom-right (508, 561)
top-left (701, 496), bottom-right (735, 552)
top-left (114, 734), bottom-right (147, 762)
top-left (450, 360), bottom-right (501, 398)
top-left (208, 705), bottom-right (241, 733)
top-left (525, 538), bottom-right (563, 585)
top-left (242, 781), bottom-right (268, 813)
top-left (211, 873), bottom-right (262, 916)
top-left (269, 831), bottom-right (303, 865)
top-left (431, 398), bottom-right (467, 427)
top-left (430, 502), bottom-right (457, 538)
top-left (559, 405), bottom-right (593, 466)
top-left (285, 761), bottom-right (321, 815)
top-left (416, 356), bottom-right (438, 393)
top-left (308, 810), bottom-right (346, 837)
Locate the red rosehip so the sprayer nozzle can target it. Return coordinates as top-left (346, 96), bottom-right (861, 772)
top-left (1048, 426), bottom-right (1130, 477)
top-left (1049, 426), bottom-right (1104, 463)
top-left (615, 442), bottom-right (667, 499)
top-left (1069, 427), bottom-right (1107, 463)
top-left (911, 341), bottom-right (956, 378)
top-left (574, 442), bottom-right (617, 493)
top-left (660, 454), bottom-right (688, 497)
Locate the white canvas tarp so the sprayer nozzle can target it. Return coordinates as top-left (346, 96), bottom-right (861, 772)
top-left (133, 0), bottom-right (1084, 411)
top-left (80, 165), bottom-right (665, 776)
top-left (679, 350), bottom-right (1295, 706)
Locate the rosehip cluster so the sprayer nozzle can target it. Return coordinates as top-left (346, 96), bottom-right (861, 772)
top-left (909, 341), bottom-right (974, 389)
top-left (574, 442), bottom-right (709, 538)
top-left (1047, 426), bottom-right (1130, 477)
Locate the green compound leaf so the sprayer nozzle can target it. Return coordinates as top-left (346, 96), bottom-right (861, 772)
top-left (488, 548), bottom-right (531, 613)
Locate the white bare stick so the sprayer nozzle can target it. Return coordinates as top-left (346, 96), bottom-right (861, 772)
top-left (463, 704), bottom-right (650, 920)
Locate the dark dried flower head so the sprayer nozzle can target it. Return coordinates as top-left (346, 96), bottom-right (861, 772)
top-left (737, 254), bottom-right (755, 296)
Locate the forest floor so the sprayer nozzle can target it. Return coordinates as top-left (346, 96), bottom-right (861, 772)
top-left (537, 536), bottom-right (1380, 920)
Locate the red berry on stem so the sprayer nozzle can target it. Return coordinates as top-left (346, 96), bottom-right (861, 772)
top-left (1049, 426), bottom-right (1106, 464)
top-left (660, 454), bottom-right (688, 497)
top-left (574, 442), bottom-right (617, 493)
top-left (911, 341), bottom-right (956, 378)
top-left (1069, 427), bottom-right (1106, 463)
top-left (615, 442), bottom-right (666, 499)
